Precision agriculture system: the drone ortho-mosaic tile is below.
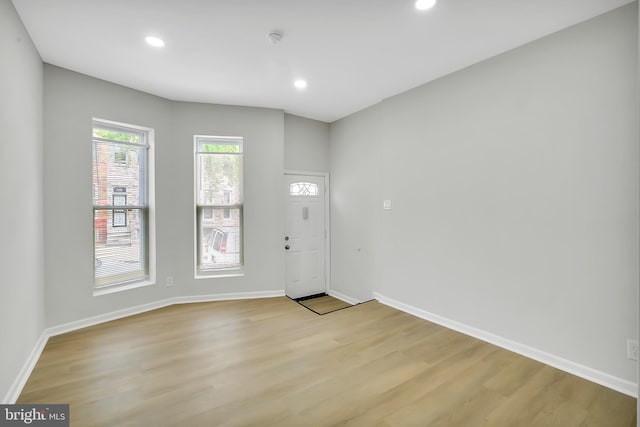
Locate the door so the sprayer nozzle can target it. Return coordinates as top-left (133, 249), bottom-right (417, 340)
top-left (285, 174), bottom-right (326, 299)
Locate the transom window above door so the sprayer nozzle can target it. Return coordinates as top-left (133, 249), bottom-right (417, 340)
top-left (289, 182), bottom-right (318, 197)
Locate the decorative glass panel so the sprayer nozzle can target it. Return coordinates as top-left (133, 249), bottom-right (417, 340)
top-left (290, 182), bottom-right (318, 196)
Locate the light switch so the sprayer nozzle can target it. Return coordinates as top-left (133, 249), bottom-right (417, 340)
top-left (383, 200), bottom-right (392, 210)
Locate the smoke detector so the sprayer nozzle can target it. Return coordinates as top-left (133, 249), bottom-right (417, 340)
top-left (267, 32), bottom-right (282, 44)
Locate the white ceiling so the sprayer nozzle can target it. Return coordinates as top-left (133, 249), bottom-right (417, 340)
top-left (12, 0), bottom-right (633, 123)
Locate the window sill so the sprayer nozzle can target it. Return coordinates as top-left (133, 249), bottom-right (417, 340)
top-left (93, 278), bottom-right (155, 296)
top-left (195, 268), bottom-right (244, 280)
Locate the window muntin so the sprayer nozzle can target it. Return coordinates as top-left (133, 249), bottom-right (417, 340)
top-left (195, 136), bottom-right (243, 273)
top-left (93, 121), bottom-right (150, 288)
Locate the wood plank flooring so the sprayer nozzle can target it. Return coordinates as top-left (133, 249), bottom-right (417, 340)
top-left (18, 297), bottom-right (636, 426)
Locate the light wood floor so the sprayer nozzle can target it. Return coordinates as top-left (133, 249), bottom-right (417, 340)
top-left (18, 297), bottom-right (636, 426)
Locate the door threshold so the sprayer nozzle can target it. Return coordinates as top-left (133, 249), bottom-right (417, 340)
top-left (292, 292), bottom-right (327, 302)
top-left (289, 294), bottom-right (356, 316)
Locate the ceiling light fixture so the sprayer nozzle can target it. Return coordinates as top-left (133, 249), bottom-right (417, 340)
top-left (294, 79), bottom-right (307, 90)
top-left (415, 0), bottom-right (436, 11)
top-left (267, 32), bottom-right (282, 44)
top-left (145, 36), bottom-right (165, 47)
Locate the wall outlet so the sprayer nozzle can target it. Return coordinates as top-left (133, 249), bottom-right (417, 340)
top-left (166, 276), bottom-right (174, 287)
top-left (627, 339), bottom-right (638, 361)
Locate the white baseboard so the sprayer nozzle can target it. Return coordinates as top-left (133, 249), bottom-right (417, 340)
top-left (47, 291), bottom-right (285, 338)
top-left (328, 289), bottom-right (360, 306)
top-left (173, 290), bottom-right (285, 304)
top-left (47, 298), bottom-right (176, 338)
top-left (3, 331), bottom-right (48, 404)
top-left (4, 290), bottom-right (286, 403)
top-left (373, 292), bottom-right (638, 398)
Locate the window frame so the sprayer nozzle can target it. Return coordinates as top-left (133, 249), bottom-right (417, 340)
top-left (194, 135), bottom-right (244, 277)
top-left (92, 118), bottom-right (156, 295)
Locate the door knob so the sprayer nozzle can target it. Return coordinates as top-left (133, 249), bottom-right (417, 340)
top-left (285, 245), bottom-right (290, 250)
top-left (285, 236), bottom-right (290, 241)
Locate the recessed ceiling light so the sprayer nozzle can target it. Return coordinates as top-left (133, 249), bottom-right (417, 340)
top-left (267, 31), bottom-right (282, 44)
top-left (145, 36), bottom-right (165, 47)
top-left (294, 80), bottom-right (307, 90)
top-left (415, 0), bottom-right (436, 11)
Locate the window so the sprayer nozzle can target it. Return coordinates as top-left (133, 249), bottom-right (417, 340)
top-left (111, 188), bottom-right (127, 227)
top-left (112, 186), bottom-right (127, 205)
top-left (290, 181), bottom-right (319, 196)
top-left (93, 120), bottom-right (153, 289)
top-left (114, 146), bottom-right (127, 165)
top-left (112, 210), bottom-right (127, 227)
top-left (195, 136), bottom-right (243, 274)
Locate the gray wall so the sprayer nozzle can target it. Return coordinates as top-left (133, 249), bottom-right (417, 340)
top-left (169, 102), bottom-right (284, 299)
top-left (330, 106), bottom-right (384, 303)
top-left (0, 0), bottom-right (45, 402)
top-left (44, 66), bottom-right (285, 326)
top-left (330, 3), bottom-right (639, 383)
top-left (284, 113), bottom-right (330, 172)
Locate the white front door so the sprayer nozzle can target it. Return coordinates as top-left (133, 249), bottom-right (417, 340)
top-left (284, 174), bottom-right (326, 299)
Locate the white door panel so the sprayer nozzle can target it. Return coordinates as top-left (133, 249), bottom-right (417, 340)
top-left (285, 174), bottom-right (326, 299)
